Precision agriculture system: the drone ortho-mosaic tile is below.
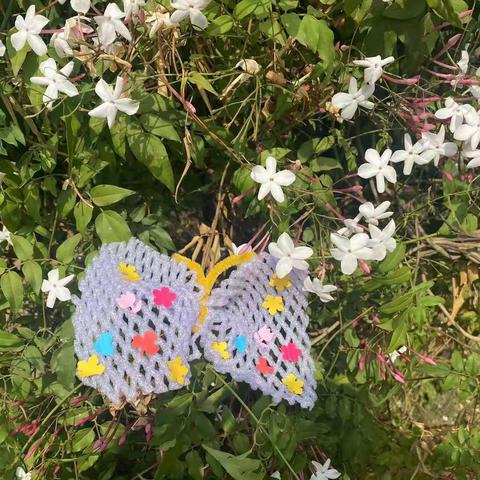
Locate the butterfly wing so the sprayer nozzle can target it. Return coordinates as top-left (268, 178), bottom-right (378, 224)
top-left (202, 253), bottom-right (317, 409)
top-left (72, 238), bottom-right (204, 405)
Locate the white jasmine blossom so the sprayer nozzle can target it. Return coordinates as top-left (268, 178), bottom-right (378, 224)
top-left (250, 156), bottom-right (295, 203)
top-left (368, 219), bottom-right (396, 261)
top-left (435, 98), bottom-right (473, 133)
top-left (454, 109), bottom-right (480, 150)
top-left (331, 77), bottom-right (375, 120)
top-left (421, 125), bottom-right (458, 166)
top-left (16, 467), bottom-right (32, 480)
top-left (330, 232), bottom-right (374, 275)
top-left (71, 0), bottom-right (91, 14)
top-left (41, 268), bottom-right (74, 308)
top-left (0, 225), bottom-right (13, 246)
top-left (357, 148), bottom-right (397, 194)
top-left (94, 3), bottom-right (131, 46)
top-left (310, 458), bottom-right (341, 480)
top-left (50, 17), bottom-right (94, 58)
top-left (88, 76), bottom-right (140, 129)
top-left (170, 0), bottom-right (210, 30)
top-left (358, 201), bottom-right (393, 226)
top-left (303, 277), bottom-right (337, 303)
top-left (353, 55), bottom-right (394, 84)
top-left (11, 5), bottom-right (49, 56)
top-left (391, 133), bottom-right (435, 175)
top-left (31, 58), bottom-right (78, 110)
top-left (462, 149), bottom-right (480, 169)
top-left (0, 41), bottom-right (5, 57)
top-left (268, 232), bottom-right (313, 279)
top-left (124, 0), bottom-right (146, 19)
top-left (336, 218), bottom-right (363, 237)
top-left (389, 345), bottom-right (407, 363)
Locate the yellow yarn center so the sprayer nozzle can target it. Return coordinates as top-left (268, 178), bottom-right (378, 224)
top-left (172, 251), bottom-right (255, 332)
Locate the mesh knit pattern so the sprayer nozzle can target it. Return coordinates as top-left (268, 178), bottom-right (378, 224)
top-left (72, 239), bottom-right (203, 405)
top-left (202, 253), bottom-right (317, 409)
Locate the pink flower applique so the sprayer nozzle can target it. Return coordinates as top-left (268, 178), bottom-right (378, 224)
top-left (116, 291), bottom-right (142, 313)
top-left (153, 287), bottom-right (176, 308)
top-left (254, 326), bottom-right (274, 348)
top-left (280, 341), bottom-right (302, 363)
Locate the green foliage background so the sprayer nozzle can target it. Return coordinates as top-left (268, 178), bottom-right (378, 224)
top-left (0, 0), bottom-right (480, 479)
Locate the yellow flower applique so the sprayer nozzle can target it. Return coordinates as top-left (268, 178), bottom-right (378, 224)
top-left (262, 295), bottom-right (284, 315)
top-left (211, 341), bottom-right (230, 360)
top-left (77, 355), bottom-right (105, 378)
top-left (269, 274), bottom-right (292, 292)
top-left (119, 262), bottom-right (141, 281)
top-left (168, 357), bottom-right (189, 385)
top-left (282, 373), bottom-right (304, 395)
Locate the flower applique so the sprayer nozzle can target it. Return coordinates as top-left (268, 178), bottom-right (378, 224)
top-left (153, 287), bottom-right (176, 308)
top-left (93, 332), bottom-right (114, 356)
top-left (262, 295), bottom-right (284, 315)
top-left (269, 274), bottom-right (292, 292)
top-left (168, 357), bottom-right (188, 385)
top-left (233, 335), bottom-right (247, 353)
top-left (256, 357), bottom-right (274, 375)
top-left (281, 341), bottom-right (302, 363)
top-left (77, 355), bottom-right (105, 378)
top-left (211, 341), bottom-right (230, 360)
top-left (132, 331), bottom-right (160, 356)
top-left (282, 373), bottom-right (304, 395)
top-left (116, 291), bottom-right (142, 313)
top-left (119, 262), bottom-right (141, 281)
top-left (254, 326), bottom-right (274, 348)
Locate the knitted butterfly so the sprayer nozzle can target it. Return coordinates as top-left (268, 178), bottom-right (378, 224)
top-left (72, 238), bottom-right (317, 409)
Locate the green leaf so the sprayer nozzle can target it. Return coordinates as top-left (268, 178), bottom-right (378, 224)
top-left (379, 292), bottom-right (413, 314)
top-left (90, 184), bottom-right (135, 207)
top-left (6, 36), bottom-right (28, 76)
top-left (70, 428), bottom-right (96, 453)
top-left (0, 331), bottom-right (23, 348)
top-left (110, 114), bottom-right (128, 158)
top-left (388, 313), bottom-right (408, 351)
top-left (57, 189), bottom-right (77, 218)
top-left (203, 445), bottom-right (265, 480)
top-left (298, 135), bottom-right (335, 161)
top-left (188, 71), bottom-right (218, 95)
top-left (311, 157), bottom-right (342, 172)
top-left (95, 210), bottom-right (132, 243)
top-left (74, 202), bottom-right (93, 235)
top-left (51, 342), bottom-right (76, 389)
top-left (11, 358), bottom-right (31, 398)
top-left (207, 15), bottom-right (234, 35)
top-left (378, 243), bottom-right (406, 273)
top-left (22, 260), bottom-right (42, 294)
top-left (1, 271), bottom-right (24, 312)
top-left (56, 233), bottom-right (82, 263)
top-left (234, 0), bottom-right (272, 19)
top-left (140, 114), bottom-right (181, 142)
top-left (128, 123), bottom-right (174, 192)
top-left (11, 235), bottom-right (34, 260)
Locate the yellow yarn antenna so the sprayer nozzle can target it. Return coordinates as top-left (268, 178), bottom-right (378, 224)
top-left (173, 251), bottom-right (255, 331)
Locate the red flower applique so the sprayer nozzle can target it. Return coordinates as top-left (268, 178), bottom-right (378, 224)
top-left (280, 341), bottom-right (302, 363)
top-left (256, 357), bottom-right (274, 375)
top-left (131, 331), bottom-right (160, 356)
top-left (153, 287), bottom-right (176, 308)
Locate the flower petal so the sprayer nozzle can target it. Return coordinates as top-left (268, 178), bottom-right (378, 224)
top-left (275, 257), bottom-right (293, 278)
top-left (277, 232), bottom-right (294, 255)
top-left (270, 182), bottom-right (285, 203)
top-left (273, 169), bottom-right (295, 186)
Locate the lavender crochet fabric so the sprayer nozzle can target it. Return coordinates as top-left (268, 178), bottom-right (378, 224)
top-left (202, 253), bottom-right (317, 409)
top-left (72, 239), bottom-right (203, 406)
